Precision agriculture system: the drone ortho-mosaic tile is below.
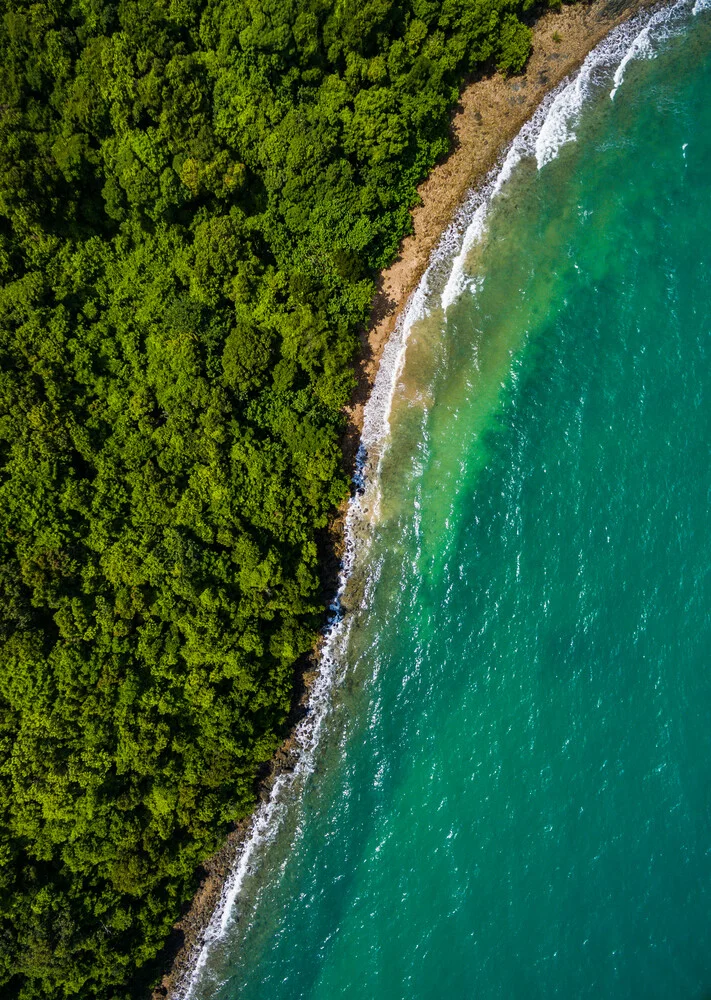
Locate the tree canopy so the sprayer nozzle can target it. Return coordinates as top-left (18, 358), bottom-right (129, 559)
top-left (0, 0), bottom-right (550, 996)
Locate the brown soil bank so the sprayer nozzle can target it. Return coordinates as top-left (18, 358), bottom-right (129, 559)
top-left (156, 1), bottom-right (652, 995)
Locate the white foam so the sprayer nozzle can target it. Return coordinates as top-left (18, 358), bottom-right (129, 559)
top-left (611, 0), bottom-right (690, 98)
top-left (361, 268), bottom-right (432, 472)
top-left (536, 7), bottom-right (659, 163)
top-left (440, 204), bottom-right (486, 315)
top-left (442, 11), bottom-right (659, 314)
top-left (693, 0), bottom-right (711, 14)
top-left (440, 143), bottom-right (526, 312)
top-left (441, 0), bottom-right (697, 314)
top-left (441, 93), bottom-right (564, 312)
top-left (609, 24), bottom-right (654, 98)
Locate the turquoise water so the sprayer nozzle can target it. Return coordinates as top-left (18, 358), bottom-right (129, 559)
top-left (188, 7), bottom-right (711, 999)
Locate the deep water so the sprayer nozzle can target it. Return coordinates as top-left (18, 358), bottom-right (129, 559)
top-left (188, 7), bottom-right (711, 998)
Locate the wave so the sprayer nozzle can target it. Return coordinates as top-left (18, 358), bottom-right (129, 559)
top-left (609, 17), bottom-right (658, 99)
top-left (173, 3), bottom-right (699, 995)
top-left (442, 0), bottom-right (695, 315)
top-left (610, 0), bottom-right (689, 99)
top-left (536, 11), bottom-right (650, 160)
top-left (441, 98), bottom-right (559, 312)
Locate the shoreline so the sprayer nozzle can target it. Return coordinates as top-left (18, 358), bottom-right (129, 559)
top-left (342, 0), bottom-right (655, 463)
top-left (154, 1), bottom-right (655, 995)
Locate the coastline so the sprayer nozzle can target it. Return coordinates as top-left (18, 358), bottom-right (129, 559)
top-left (343, 0), bottom-right (655, 462)
top-left (154, 1), bottom-right (655, 995)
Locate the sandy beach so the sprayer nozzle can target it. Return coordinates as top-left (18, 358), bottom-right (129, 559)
top-left (155, 1), bottom-right (655, 994)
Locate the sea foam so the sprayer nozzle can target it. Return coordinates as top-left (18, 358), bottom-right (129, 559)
top-left (442, 0), bottom-right (694, 315)
top-left (441, 98), bottom-right (558, 312)
top-left (610, 0), bottom-right (688, 98)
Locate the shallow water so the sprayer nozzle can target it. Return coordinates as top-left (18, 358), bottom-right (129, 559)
top-left (186, 6), bottom-right (711, 998)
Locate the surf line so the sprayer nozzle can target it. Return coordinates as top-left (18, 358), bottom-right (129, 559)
top-left (611, 0), bottom-right (691, 97)
top-left (173, 3), bottom-right (693, 995)
top-left (444, 0), bottom-right (693, 312)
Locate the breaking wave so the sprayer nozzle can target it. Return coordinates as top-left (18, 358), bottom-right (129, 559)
top-left (610, 0), bottom-right (688, 98)
top-left (442, 0), bottom-right (693, 313)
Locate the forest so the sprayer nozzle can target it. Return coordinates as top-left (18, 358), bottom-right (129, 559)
top-left (0, 0), bottom-right (553, 996)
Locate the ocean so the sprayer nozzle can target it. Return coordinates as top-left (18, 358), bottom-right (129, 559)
top-left (181, 4), bottom-right (711, 997)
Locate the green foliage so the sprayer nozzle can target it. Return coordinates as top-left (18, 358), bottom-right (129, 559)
top-left (0, 0), bottom-right (542, 996)
top-left (497, 14), bottom-right (534, 75)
